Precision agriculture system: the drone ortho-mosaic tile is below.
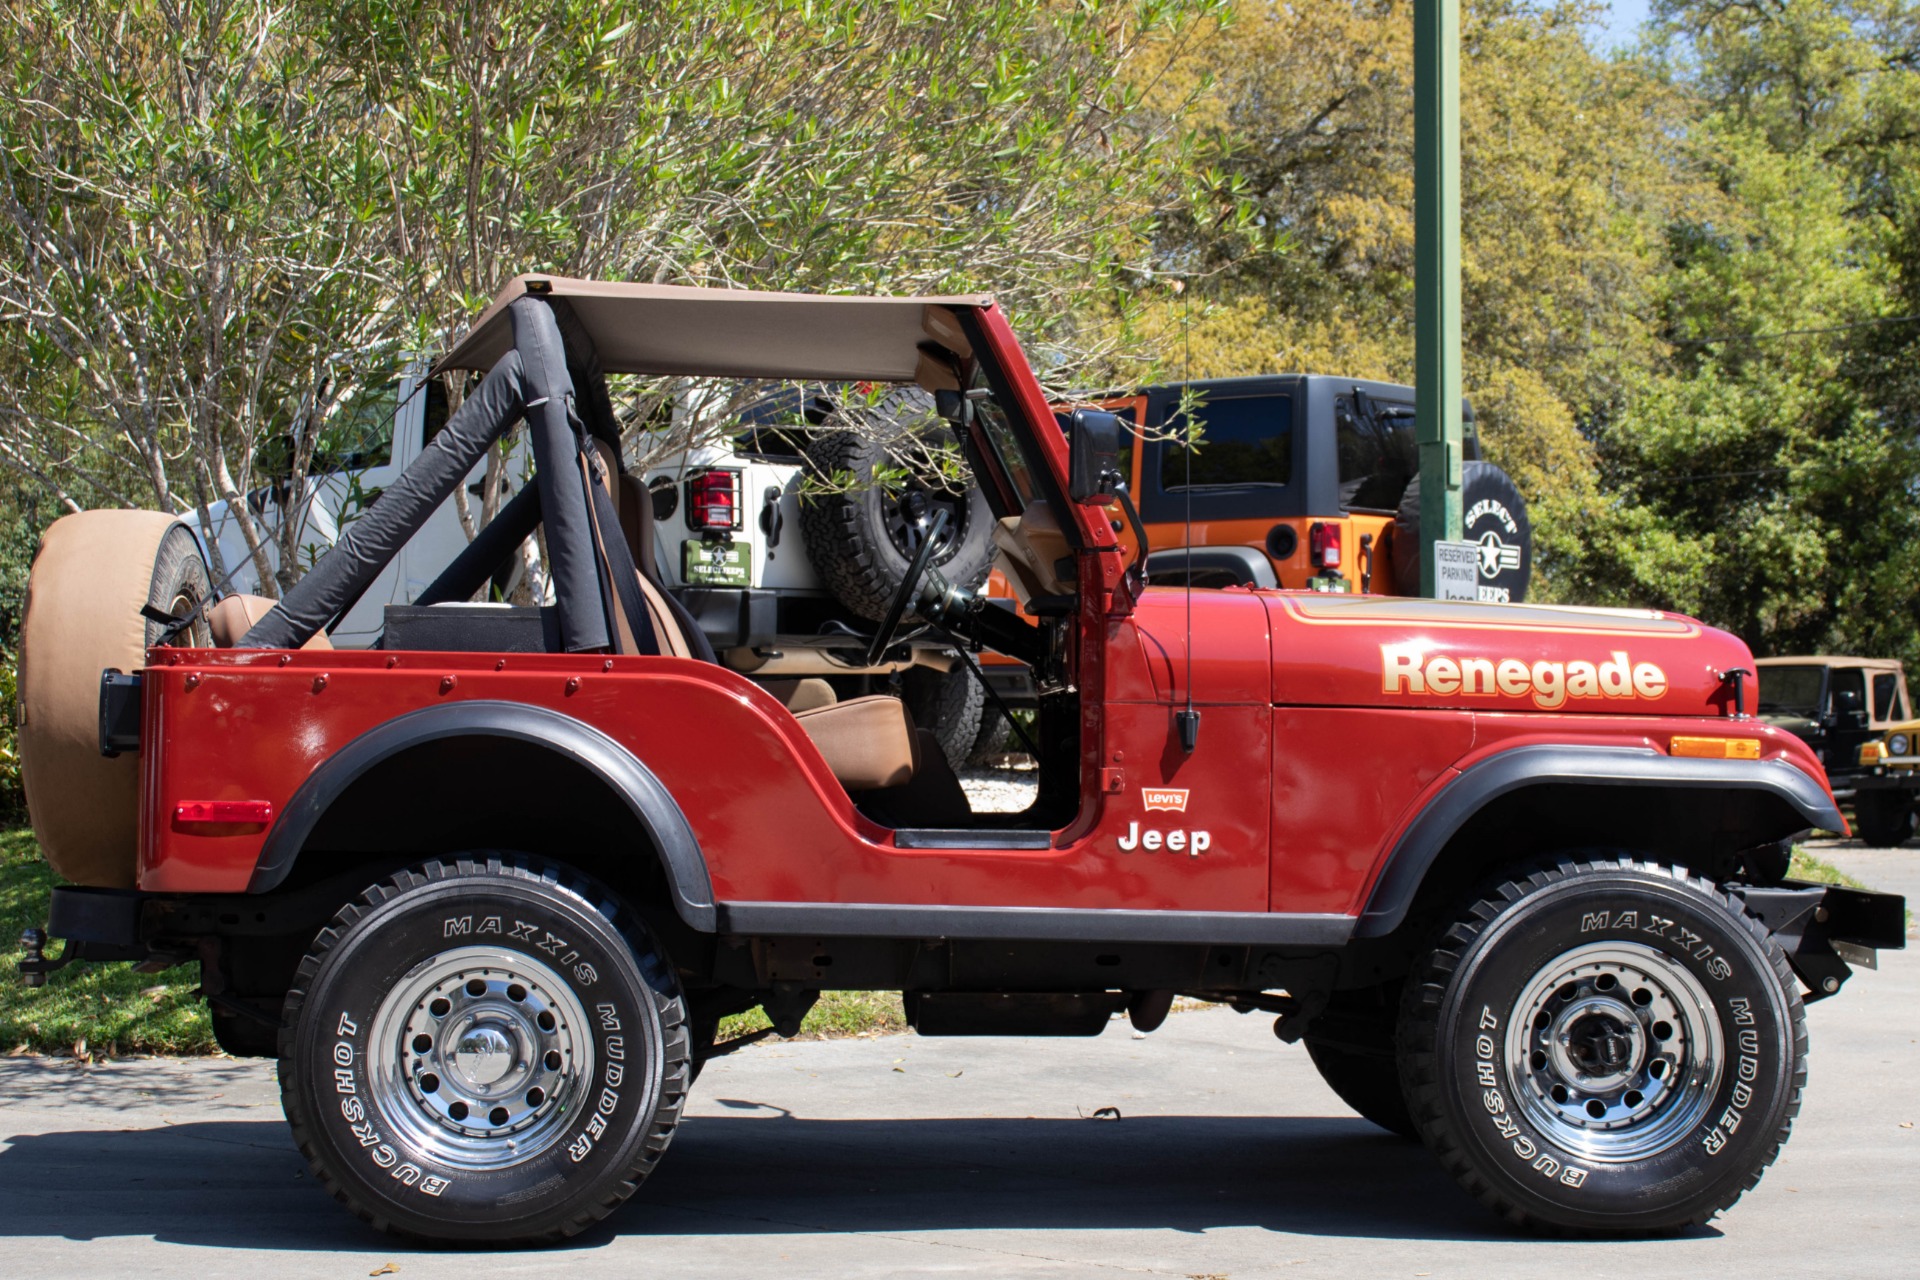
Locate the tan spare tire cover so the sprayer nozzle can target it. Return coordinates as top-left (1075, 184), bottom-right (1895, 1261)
top-left (19, 510), bottom-right (210, 888)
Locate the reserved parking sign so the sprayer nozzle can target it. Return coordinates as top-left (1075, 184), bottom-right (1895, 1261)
top-left (1434, 540), bottom-right (1478, 601)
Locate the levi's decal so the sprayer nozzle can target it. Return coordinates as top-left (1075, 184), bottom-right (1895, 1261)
top-left (1141, 788), bottom-right (1189, 812)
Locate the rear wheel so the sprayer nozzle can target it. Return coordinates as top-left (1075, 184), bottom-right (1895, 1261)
top-left (1399, 856), bottom-right (1804, 1233)
top-left (280, 857), bottom-right (689, 1244)
top-left (1303, 983), bottom-right (1414, 1138)
top-left (1853, 791), bottom-right (1916, 847)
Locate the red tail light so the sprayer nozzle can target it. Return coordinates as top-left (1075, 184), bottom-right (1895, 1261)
top-left (687, 470), bottom-right (741, 532)
top-left (1309, 521), bottom-right (1342, 569)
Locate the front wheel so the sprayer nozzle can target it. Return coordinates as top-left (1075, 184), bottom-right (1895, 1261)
top-left (279, 857), bottom-right (689, 1243)
top-left (1853, 791), bottom-right (1917, 847)
top-left (1399, 857), bottom-right (1804, 1233)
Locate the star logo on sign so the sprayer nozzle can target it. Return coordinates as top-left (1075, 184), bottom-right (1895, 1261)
top-left (1477, 531), bottom-right (1522, 578)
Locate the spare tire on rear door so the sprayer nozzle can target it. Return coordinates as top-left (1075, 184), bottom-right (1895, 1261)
top-left (798, 390), bottom-right (995, 623)
top-left (1390, 460), bottom-right (1531, 602)
top-left (19, 512), bottom-right (212, 888)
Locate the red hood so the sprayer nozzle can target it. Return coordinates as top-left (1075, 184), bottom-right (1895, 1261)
top-left (1261, 594), bottom-right (1750, 718)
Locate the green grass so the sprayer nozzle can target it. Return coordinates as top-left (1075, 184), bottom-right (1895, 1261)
top-left (717, 991), bottom-right (906, 1042)
top-left (0, 824), bottom-right (903, 1057)
top-left (1788, 846), bottom-right (1869, 889)
top-left (8, 834), bottom-right (1863, 1059)
top-left (0, 826), bottom-right (214, 1058)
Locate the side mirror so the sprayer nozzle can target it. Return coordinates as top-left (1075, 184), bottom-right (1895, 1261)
top-left (934, 388), bottom-right (968, 425)
top-left (1068, 408), bottom-right (1123, 505)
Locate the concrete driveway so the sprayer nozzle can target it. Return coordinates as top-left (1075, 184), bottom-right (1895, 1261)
top-left (1, 856), bottom-right (1913, 1279)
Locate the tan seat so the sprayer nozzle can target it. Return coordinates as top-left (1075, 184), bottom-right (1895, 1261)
top-left (790, 695), bottom-right (916, 790)
top-left (209, 594), bottom-right (333, 650)
top-left (756, 677), bottom-right (837, 713)
top-left (597, 447), bottom-right (915, 792)
top-left (991, 499), bottom-right (1074, 603)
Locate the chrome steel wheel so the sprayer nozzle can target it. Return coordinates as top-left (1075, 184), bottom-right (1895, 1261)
top-left (367, 946), bottom-right (594, 1171)
top-left (1504, 940), bottom-right (1723, 1163)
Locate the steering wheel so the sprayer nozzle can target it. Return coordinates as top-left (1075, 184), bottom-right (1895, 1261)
top-left (864, 508), bottom-right (949, 667)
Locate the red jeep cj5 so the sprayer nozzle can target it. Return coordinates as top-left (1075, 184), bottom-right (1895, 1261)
top-left (15, 277), bottom-right (1905, 1243)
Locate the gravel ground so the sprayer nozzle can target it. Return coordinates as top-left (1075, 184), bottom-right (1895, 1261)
top-left (957, 762), bottom-right (1039, 814)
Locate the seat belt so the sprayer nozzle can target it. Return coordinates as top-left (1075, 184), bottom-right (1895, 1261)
top-left (580, 447), bottom-right (660, 656)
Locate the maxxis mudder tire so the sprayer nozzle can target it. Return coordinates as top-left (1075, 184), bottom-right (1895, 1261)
top-left (1853, 791), bottom-right (1916, 847)
top-left (1303, 983), bottom-right (1415, 1139)
top-left (1399, 856), bottom-right (1805, 1234)
top-left (798, 397), bottom-right (995, 623)
top-left (279, 857), bottom-right (689, 1244)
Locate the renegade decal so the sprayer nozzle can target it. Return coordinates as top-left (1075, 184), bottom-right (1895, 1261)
top-left (1381, 644), bottom-right (1668, 708)
top-left (1117, 822), bottom-right (1210, 856)
top-left (1141, 788), bottom-right (1189, 813)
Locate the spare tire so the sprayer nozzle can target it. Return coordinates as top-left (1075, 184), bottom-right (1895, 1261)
top-left (1389, 460), bottom-right (1530, 602)
top-left (798, 391), bottom-right (995, 623)
top-left (19, 512), bottom-right (212, 888)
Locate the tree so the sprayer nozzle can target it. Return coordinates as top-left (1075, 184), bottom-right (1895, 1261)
top-left (0, 0), bottom-right (1228, 591)
top-left (1110, 0), bottom-right (1699, 588)
top-left (1551, 0), bottom-right (1920, 663)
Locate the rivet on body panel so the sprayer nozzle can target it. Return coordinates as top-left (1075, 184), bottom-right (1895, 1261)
top-left (565, 677), bottom-right (581, 695)
top-left (183, 673), bottom-right (200, 690)
top-left (602, 659), bottom-right (614, 672)
top-left (277, 654), bottom-right (292, 666)
top-left (495, 659), bottom-right (507, 671)
top-left (312, 674), bottom-right (329, 693)
top-left (386, 655), bottom-right (400, 669)
top-left (440, 676), bottom-right (457, 694)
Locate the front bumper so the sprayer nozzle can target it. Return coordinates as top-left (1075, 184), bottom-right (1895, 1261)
top-left (1729, 879), bottom-right (1907, 1000)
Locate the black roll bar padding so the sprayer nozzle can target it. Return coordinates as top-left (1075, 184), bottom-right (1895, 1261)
top-left (240, 347), bottom-right (535, 650)
top-left (240, 296), bottom-right (614, 653)
top-left (508, 295), bottom-right (611, 654)
top-left (414, 480), bottom-right (544, 607)
top-left (549, 297), bottom-right (622, 456)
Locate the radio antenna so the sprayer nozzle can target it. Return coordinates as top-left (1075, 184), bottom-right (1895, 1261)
top-left (1175, 282), bottom-right (1200, 754)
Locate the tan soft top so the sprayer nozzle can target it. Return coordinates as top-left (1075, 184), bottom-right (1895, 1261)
top-left (433, 274), bottom-right (992, 382)
top-left (1755, 656), bottom-right (1905, 671)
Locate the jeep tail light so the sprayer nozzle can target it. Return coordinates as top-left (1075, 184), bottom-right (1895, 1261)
top-left (687, 470), bottom-right (740, 532)
top-left (1309, 521), bottom-right (1341, 569)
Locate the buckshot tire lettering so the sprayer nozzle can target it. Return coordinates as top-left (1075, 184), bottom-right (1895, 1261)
top-left (281, 857), bottom-right (687, 1242)
top-left (1403, 856), bottom-right (1805, 1231)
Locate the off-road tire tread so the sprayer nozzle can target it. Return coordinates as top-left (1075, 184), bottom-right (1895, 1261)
top-left (278, 856), bottom-right (690, 1245)
top-left (1397, 854), bottom-right (1806, 1234)
top-left (1304, 1037), bottom-right (1417, 1139)
top-left (799, 423), bottom-right (993, 624)
top-left (903, 665), bottom-right (987, 771)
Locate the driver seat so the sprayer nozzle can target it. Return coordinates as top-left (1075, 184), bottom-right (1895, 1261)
top-left (594, 448), bottom-right (924, 795)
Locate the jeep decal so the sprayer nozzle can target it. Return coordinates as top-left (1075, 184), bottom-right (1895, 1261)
top-left (1381, 644), bottom-right (1668, 708)
top-left (1116, 822), bottom-right (1211, 856)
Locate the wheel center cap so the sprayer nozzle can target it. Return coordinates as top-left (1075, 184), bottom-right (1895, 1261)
top-left (452, 1025), bottom-right (515, 1088)
top-left (1552, 996), bottom-right (1646, 1092)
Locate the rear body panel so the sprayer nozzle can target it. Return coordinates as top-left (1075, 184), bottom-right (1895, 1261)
top-left (139, 582), bottom-right (1838, 930)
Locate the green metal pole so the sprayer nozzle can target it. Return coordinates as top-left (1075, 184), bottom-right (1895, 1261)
top-left (1414, 0), bottom-right (1463, 597)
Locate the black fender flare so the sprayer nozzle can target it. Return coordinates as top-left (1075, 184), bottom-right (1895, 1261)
top-left (1143, 545), bottom-right (1279, 589)
top-left (248, 700), bottom-right (714, 931)
top-left (1355, 744), bottom-right (1844, 938)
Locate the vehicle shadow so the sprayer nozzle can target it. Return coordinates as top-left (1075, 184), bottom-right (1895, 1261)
top-left (0, 1110), bottom-right (1714, 1252)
